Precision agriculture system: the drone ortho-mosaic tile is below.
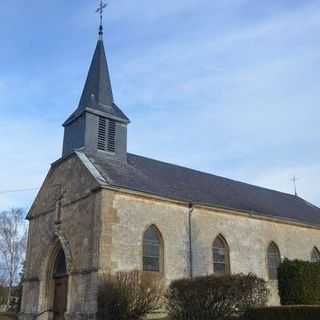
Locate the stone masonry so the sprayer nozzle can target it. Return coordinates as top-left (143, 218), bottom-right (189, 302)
top-left (20, 153), bottom-right (320, 320)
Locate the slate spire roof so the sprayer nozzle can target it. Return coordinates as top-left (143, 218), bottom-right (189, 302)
top-left (64, 37), bottom-right (129, 126)
top-left (79, 39), bottom-right (114, 110)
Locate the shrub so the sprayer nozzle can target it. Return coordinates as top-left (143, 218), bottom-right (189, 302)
top-left (166, 273), bottom-right (269, 320)
top-left (97, 270), bottom-right (164, 320)
top-left (242, 306), bottom-right (320, 320)
top-left (278, 259), bottom-right (320, 305)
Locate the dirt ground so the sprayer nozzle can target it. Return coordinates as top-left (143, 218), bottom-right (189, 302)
top-left (0, 314), bottom-right (16, 320)
top-left (0, 313), bottom-right (168, 320)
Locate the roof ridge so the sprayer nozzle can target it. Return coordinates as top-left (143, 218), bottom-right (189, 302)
top-left (127, 152), bottom-right (303, 201)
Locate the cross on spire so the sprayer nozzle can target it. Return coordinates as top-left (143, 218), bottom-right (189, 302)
top-left (96, 0), bottom-right (108, 40)
top-left (291, 176), bottom-right (298, 196)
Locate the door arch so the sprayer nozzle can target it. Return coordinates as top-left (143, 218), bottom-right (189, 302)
top-left (52, 247), bottom-right (68, 320)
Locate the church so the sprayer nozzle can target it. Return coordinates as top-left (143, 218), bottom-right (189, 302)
top-left (20, 12), bottom-right (320, 320)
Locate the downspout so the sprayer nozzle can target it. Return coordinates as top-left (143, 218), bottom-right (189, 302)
top-left (188, 203), bottom-right (194, 278)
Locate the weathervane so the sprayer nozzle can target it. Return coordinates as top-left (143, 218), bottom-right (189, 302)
top-left (291, 176), bottom-right (298, 197)
top-left (96, 0), bottom-right (108, 39)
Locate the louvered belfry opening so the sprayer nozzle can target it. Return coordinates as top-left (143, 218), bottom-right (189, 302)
top-left (97, 116), bottom-right (116, 153)
top-left (107, 119), bottom-right (116, 152)
top-left (97, 116), bottom-right (107, 151)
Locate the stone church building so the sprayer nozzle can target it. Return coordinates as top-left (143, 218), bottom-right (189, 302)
top-left (21, 22), bottom-right (320, 320)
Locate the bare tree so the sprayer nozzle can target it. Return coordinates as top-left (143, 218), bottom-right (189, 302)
top-left (0, 264), bottom-right (6, 285)
top-left (0, 208), bottom-right (27, 310)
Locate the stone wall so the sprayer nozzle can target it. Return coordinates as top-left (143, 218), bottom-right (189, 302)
top-left (103, 190), bottom-right (320, 305)
top-left (21, 155), bottom-right (102, 319)
top-left (21, 153), bottom-right (320, 318)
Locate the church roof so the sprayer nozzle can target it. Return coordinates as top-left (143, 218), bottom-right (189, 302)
top-left (64, 40), bottom-right (129, 125)
top-left (79, 151), bottom-right (320, 227)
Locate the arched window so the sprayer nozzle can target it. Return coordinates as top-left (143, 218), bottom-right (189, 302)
top-left (143, 225), bottom-right (163, 272)
top-left (267, 242), bottom-right (281, 280)
top-left (53, 248), bottom-right (67, 278)
top-left (311, 247), bottom-right (320, 263)
top-left (213, 235), bottom-right (230, 275)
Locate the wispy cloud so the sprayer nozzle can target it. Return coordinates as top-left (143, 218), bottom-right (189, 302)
top-left (0, 0), bottom-right (319, 210)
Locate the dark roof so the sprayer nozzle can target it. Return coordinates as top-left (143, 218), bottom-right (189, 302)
top-left (84, 151), bottom-right (320, 227)
top-left (64, 40), bottom-right (129, 125)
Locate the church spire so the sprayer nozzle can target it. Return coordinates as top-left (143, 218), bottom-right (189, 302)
top-left (76, 0), bottom-right (114, 113)
top-left (77, 39), bottom-right (114, 110)
top-left (62, 3), bottom-right (129, 159)
top-left (64, 0), bottom-right (128, 124)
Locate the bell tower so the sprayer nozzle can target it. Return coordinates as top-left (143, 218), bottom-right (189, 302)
top-left (62, 3), bottom-right (129, 160)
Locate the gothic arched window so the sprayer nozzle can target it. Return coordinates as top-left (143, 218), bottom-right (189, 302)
top-left (267, 242), bottom-right (281, 280)
top-left (53, 248), bottom-right (67, 278)
top-left (311, 247), bottom-right (320, 263)
top-left (213, 235), bottom-right (230, 275)
top-left (143, 225), bottom-right (163, 272)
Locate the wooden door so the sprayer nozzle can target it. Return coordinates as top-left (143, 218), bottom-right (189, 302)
top-left (53, 276), bottom-right (68, 320)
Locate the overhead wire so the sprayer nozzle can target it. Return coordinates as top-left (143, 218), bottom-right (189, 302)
top-left (0, 188), bottom-right (39, 195)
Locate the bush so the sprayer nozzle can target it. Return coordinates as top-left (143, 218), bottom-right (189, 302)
top-left (242, 306), bottom-right (320, 320)
top-left (278, 259), bottom-right (320, 305)
top-left (97, 270), bottom-right (164, 320)
top-left (166, 273), bottom-right (269, 320)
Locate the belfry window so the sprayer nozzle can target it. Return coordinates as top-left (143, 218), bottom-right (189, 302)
top-left (311, 247), bottom-right (320, 263)
top-left (267, 242), bottom-right (281, 280)
top-left (143, 225), bottom-right (163, 272)
top-left (107, 119), bottom-right (116, 152)
top-left (213, 235), bottom-right (230, 276)
top-left (97, 116), bottom-right (107, 150)
top-left (97, 116), bottom-right (116, 152)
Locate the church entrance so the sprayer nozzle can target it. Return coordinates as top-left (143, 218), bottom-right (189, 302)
top-left (52, 248), bottom-right (68, 320)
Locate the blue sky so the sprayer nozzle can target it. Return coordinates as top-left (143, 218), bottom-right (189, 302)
top-left (0, 0), bottom-right (319, 211)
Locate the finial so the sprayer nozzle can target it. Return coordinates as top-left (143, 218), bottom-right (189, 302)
top-left (291, 176), bottom-right (298, 196)
top-left (96, 0), bottom-right (108, 40)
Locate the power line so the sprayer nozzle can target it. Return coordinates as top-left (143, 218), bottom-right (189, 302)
top-left (0, 188), bottom-right (39, 195)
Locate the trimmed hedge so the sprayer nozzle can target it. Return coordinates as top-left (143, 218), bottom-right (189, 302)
top-left (166, 273), bottom-right (269, 320)
top-left (242, 306), bottom-right (320, 320)
top-left (278, 259), bottom-right (320, 305)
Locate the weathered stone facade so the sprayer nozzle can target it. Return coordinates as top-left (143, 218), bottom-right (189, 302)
top-left (20, 154), bottom-right (320, 320)
top-left (18, 13), bottom-right (320, 319)
top-left (101, 190), bottom-right (320, 305)
top-left (21, 155), bottom-right (101, 320)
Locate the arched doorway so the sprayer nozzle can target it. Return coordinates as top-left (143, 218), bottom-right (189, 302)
top-left (52, 248), bottom-right (68, 320)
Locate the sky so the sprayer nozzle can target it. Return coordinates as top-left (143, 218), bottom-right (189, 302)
top-left (0, 0), bottom-right (319, 211)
